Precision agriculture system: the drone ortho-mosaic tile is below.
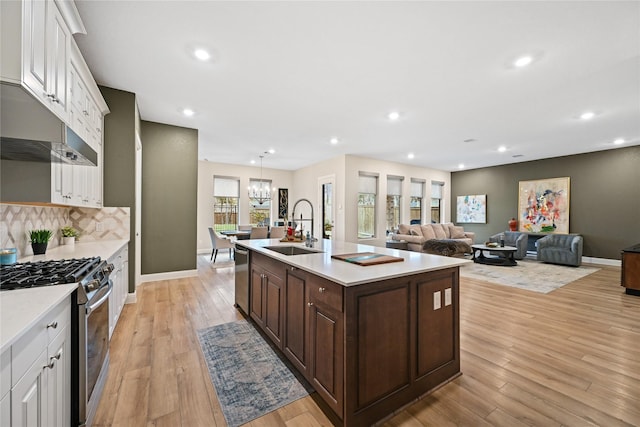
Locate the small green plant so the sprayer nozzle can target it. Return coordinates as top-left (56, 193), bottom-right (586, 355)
top-left (60, 226), bottom-right (80, 238)
top-left (29, 229), bottom-right (53, 244)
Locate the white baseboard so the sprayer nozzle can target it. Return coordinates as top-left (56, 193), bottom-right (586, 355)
top-left (140, 269), bottom-right (198, 283)
top-left (125, 291), bottom-right (137, 304)
top-left (197, 248), bottom-right (212, 255)
top-left (582, 256), bottom-right (621, 267)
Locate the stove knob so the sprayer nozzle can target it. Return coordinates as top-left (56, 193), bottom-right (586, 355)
top-left (85, 279), bottom-right (101, 292)
top-left (103, 263), bottom-right (115, 274)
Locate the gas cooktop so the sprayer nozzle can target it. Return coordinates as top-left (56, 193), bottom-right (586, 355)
top-left (0, 257), bottom-right (103, 291)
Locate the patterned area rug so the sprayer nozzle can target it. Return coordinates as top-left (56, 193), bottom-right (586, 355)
top-left (460, 259), bottom-right (599, 293)
top-left (197, 320), bottom-right (312, 427)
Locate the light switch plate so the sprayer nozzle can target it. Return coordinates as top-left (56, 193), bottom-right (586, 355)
top-left (445, 288), bottom-right (452, 306)
top-left (433, 291), bottom-right (441, 310)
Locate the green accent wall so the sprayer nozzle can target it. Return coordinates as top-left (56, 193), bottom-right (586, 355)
top-left (100, 86), bottom-right (137, 291)
top-left (140, 121), bottom-right (198, 274)
top-left (451, 145), bottom-right (640, 260)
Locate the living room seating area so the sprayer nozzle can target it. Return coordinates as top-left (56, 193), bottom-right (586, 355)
top-left (391, 223), bottom-right (475, 253)
top-left (537, 234), bottom-right (584, 267)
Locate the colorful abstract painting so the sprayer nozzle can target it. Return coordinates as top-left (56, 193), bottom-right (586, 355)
top-left (456, 194), bottom-right (487, 223)
top-left (518, 177), bottom-right (570, 234)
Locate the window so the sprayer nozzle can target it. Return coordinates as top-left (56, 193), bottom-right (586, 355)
top-left (248, 178), bottom-right (272, 226)
top-left (410, 179), bottom-right (425, 224)
top-left (431, 182), bottom-right (444, 223)
top-left (386, 176), bottom-right (403, 233)
top-left (213, 177), bottom-right (239, 231)
top-left (357, 173), bottom-right (377, 238)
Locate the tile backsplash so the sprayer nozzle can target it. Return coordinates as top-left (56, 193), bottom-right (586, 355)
top-left (1, 203), bottom-right (130, 258)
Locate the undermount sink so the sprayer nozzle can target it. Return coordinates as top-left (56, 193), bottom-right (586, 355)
top-left (264, 246), bottom-right (323, 256)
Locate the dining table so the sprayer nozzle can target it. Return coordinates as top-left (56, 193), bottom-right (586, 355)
top-left (220, 230), bottom-right (251, 240)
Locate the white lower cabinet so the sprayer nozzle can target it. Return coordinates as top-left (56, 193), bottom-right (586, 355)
top-left (8, 298), bottom-right (71, 427)
top-left (109, 245), bottom-right (129, 337)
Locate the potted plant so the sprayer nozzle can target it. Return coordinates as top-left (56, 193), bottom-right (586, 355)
top-left (29, 229), bottom-right (53, 255)
top-left (60, 226), bottom-right (80, 246)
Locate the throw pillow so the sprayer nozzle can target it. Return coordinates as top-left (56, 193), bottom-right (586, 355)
top-left (449, 225), bottom-right (466, 239)
top-left (420, 225), bottom-right (437, 240)
top-left (431, 223), bottom-right (447, 239)
top-left (409, 229), bottom-right (420, 236)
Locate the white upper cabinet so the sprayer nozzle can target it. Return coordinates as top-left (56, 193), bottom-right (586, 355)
top-left (21, 0), bottom-right (70, 122)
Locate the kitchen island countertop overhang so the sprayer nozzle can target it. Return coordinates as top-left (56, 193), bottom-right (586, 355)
top-left (235, 238), bottom-right (470, 286)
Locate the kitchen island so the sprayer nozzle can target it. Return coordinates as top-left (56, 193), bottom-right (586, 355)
top-left (235, 238), bottom-right (469, 426)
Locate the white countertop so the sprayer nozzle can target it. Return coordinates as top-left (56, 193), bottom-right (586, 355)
top-left (1, 239), bottom-right (129, 352)
top-left (236, 238), bottom-right (469, 286)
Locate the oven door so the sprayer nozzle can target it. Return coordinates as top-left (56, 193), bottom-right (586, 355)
top-left (79, 281), bottom-right (112, 426)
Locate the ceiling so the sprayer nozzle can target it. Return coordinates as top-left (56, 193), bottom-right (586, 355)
top-left (74, 1), bottom-right (640, 172)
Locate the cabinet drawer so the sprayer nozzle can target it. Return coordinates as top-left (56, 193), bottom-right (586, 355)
top-left (309, 277), bottom-right (343, 312)
top-left (46, 299), bottom-right (71, 342)
top-left (1, 348), bottom-right (10, 398)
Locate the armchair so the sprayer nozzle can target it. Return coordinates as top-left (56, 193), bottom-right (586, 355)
top-left (536, 234), bottom-right (583, 267)
top-left (489, 231), bottom-right (528, 260)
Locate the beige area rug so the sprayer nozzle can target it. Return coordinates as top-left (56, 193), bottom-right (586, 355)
top-left (459, 259), bottom-right (600, 294)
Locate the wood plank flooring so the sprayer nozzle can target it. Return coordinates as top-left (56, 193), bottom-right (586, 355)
top-left (93, 256), bottom-right (640, 426)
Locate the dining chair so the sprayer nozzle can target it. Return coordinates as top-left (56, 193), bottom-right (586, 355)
top-left (269, 226), bottom-right (285, 239)
top-left (238, 224), bottom-right (252, 231)
top-left (208, 227), bottom-right (234, 262)
top-left (250, 227), bottom-right (269, 239)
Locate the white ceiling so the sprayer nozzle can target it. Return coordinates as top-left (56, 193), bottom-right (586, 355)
top-left (74, 1), bottom-right (640, 172)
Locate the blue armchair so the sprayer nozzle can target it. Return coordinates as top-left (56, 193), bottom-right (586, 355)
top-left (536, 234), bottom-right (583, 267)
top-left (489, 231), bottom-right (528, 260)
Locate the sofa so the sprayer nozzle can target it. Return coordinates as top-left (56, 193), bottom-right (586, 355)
top-left (489, 231), bottom-right (528, 260)
top-left (391, 223), bottom-right (475, 253)
top-left (537, 234), bottom-right (583, 267)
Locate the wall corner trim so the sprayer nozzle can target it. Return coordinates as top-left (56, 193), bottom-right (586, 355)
top-left (125, 292), bottom-right (137, 304)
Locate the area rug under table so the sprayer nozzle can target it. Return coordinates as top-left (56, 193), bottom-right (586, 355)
top-left (197, 319), bottom-right (312, 427)
top-left (460, 259), bottom-right (599, 294)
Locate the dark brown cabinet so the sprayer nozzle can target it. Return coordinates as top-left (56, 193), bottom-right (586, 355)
top-left (622, 244), bottom-right (640, 294)
top-left (250, 253), bottom-right (284, 347)
top-left (247, 249), bottom-right (459, 427)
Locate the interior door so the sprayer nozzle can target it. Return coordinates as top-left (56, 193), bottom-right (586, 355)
top-left (317, 175), bottom-right (335, 239)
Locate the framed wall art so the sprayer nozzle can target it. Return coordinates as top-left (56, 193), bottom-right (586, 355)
top-left (518, 177), bottom-right (570, 233)
top-left (456, 194), bottom-right (487, 223)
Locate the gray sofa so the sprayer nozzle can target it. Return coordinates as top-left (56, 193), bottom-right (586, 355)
top-left (489, 231), bottom-right (528, 260)
top-left (537, 234), bottom-right (583, 267)
top-left (391, 223), bottom-right (475, 253)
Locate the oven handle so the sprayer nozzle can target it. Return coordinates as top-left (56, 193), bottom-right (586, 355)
top-left (86, 281), bottom-right (113, 315)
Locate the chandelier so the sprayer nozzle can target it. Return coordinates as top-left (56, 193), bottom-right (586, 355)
top-left (248, 154), bottom-right (272, 205)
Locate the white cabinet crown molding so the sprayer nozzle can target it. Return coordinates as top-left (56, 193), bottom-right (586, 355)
top-left (55, 0), bottom-right (86, 35)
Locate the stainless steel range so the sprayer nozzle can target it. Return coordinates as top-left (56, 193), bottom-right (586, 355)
top-left (0, 257), bottom-right (114, 427)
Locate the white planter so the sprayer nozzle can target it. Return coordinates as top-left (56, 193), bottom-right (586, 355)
top-left (63, 236), bottom-right (75, 246)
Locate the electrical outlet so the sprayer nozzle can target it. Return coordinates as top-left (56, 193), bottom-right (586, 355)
top-left (95, 222), bottom-right (104, 232)
top-left (433, 291), bottom-right (441, 310)
top-left (445, 288), bottom-right (452, 306)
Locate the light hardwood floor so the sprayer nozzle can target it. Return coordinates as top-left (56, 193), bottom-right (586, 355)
top-left (93, 256), bottom-right (640, 427)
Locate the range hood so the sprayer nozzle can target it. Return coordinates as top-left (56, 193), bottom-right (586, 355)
top-left (0, 83), bottom-right (98, 166)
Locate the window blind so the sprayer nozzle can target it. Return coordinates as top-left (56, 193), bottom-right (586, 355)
top-left (387, 177), bottom-right (403, 196)
top-left (358, 174), bottom-right (377, 194)
top-left (214, 177), bottom-right (239, 197)
top-left (410, 180), bottom-right (424, 198)
top-left (431, 182), bottom-right (444, 199)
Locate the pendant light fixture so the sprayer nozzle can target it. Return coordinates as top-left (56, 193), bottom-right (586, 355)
top-left (248, 153), bottom-right (272, 205)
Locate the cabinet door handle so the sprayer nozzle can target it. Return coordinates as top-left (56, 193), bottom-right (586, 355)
top-left (52, 349), bottom-right (62, 361)
top-left (307, 302), bottom-right (314, 307)
top-left (319, 287), bottom-right (326, 293)
top-left (44, 359), bottom-right (55, 369)
top-left (290, 267), bottom-right (297, 271)
top-left (47, 321), bottom-right (58, 329)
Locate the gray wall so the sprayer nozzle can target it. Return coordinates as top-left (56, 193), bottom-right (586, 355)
top-left (140, 121), bottom-right (198, 274)
top-left (101, 86), bottom-right (137, 290)
top-left (451, 145), bottom-right (640, 260)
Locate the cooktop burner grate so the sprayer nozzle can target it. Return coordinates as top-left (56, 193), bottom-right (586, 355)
top-left (0, 257), bottom-right (102, 290)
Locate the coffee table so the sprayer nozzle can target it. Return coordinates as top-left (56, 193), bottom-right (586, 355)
top-left (386, 239), bottom-right (408, 250)
top-left (471, 244), bottom-right (518, 266)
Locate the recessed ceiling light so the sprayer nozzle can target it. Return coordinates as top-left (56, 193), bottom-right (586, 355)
top-left (194, 49), bottom-right (210, 61)
top-left (580, 111), bottom-right (595, 120)
top-left (498, 146), bottom-right (507, 153)
top-left (407, 153), bottom-right (415, 159)
top-left (388, 111), bottom-right (400, 121)
top-left (514, 56), bottom-right (533, 68)
top-left (330, 137), bottom-right (339, 145)
top-left (613, 138), bottom-right (625, 145)
top-left (182, 108), bottom-right (195, 117)
top-left (250, 160), bottom-right (256, 164)
top-left (268, 148), bottom-right (276, 154)
top-left (458, 163), bottom-right (465, 169)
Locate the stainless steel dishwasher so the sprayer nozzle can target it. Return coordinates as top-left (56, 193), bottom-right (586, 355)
top-left (234, 244), bottom-right (249, 314)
